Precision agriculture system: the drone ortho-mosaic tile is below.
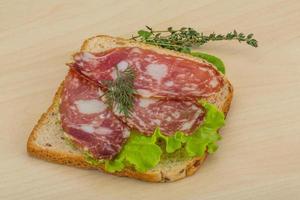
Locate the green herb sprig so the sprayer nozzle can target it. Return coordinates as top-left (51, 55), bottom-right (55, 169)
top-left (101, 66), bottom-right (136, 117)
top-left (132, 26), bottom-right (258, 53)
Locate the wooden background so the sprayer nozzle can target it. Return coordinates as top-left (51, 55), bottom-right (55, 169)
top-left (0, 0), bottom-right (299, 199)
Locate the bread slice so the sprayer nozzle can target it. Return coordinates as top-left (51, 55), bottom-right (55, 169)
top-left (27, 35), bottom-right (233, 182)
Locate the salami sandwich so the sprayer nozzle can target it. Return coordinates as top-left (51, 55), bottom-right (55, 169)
top-left (27, 35), bottom-right (233, 182)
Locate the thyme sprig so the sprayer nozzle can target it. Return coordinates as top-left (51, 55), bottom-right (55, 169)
top-left (101, 66), bottom-right (136, 117)
top-left (132, 26), bottom-right (258, 53)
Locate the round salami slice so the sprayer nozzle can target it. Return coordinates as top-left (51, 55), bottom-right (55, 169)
top-left (70, 47), bottom-right (223, 99)
top-left (60, 70), bottom-right (129, 159)
top-left (114, 98), bottom-right (205, 136)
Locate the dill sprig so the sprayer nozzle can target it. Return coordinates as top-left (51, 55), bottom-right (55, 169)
top-left (102, 66), bottom-right (136, 117)
top-left (132, 26), bottom-right (258, 53)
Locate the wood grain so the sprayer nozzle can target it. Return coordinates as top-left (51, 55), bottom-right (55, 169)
top-left (0, 0), bottom-right (299, 199)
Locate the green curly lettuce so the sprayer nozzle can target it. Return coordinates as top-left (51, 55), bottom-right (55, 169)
top-left (105, 131), bottom-right (162, 172)
top-left (103, 101), bottom-right (225, 173)
top-left (185, 101), bottom-right (225, 156)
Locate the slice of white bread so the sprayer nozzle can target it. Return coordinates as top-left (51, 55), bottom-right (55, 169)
top-left (27, 35), bottom-right (233, 182)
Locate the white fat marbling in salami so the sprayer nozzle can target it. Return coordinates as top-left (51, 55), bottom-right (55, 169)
top-left (60, 70), bottom-right (129, 159)
top-left (115, 98), bottom-right (205, 136)
top-left (70, 47), bottom-right (223, 99)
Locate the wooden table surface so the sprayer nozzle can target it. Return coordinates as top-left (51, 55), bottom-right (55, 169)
top-left (1, 0), bottom-right (300, 199)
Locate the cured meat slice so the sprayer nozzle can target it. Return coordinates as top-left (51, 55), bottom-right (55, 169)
top-left (115, 98), bottom-right (205, 136)
top-left (70, 47), bottom-right (223, 99)
top-left (60, 70), bottom-right (129, 159)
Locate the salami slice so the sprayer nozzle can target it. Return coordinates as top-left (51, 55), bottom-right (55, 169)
top-left (114, 98), bottom-right (205, 136)
top-left (70, 47), bottom-right (223, 99)
top-left (60, 70), bottom-right (129, 159)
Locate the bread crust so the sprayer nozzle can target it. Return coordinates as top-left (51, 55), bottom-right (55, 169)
top-left (27, 35), bottom-right (233, 182)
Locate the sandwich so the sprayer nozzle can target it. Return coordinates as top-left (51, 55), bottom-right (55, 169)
top-left (27, 27), bottom-right (257, 182)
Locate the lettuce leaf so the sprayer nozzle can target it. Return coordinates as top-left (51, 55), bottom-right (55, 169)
top-left (153, 129), bottom-right (186, 153)
top-left (101, 102), bottom-right (225, 173)
top-left (105, 131), bottom-right (162, 173)
top-left (185, 101), bottom-right (224, 156)
top-left (190, 51), bottom-right (226, 74)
